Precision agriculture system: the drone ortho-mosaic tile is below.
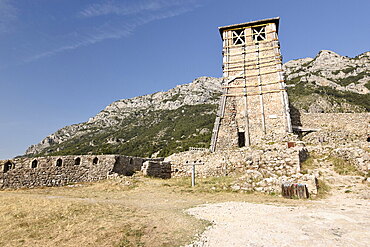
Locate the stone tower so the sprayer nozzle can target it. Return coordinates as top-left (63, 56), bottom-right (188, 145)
top-left (210, 17), bottom-right (292, 152)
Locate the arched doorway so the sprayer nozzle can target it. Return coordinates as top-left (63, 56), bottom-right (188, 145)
top-left (3, 161), bottom-right (14, 173)
top-left (74, 157), bottom-right (81, 165)
top-left (31, 160), bottom-right (38, 168)
top-left (93, 157), bottom-right (99, 165)
top-left (56, 158), bottom-right (62, 167)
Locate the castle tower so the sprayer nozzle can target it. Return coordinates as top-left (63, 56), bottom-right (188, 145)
top-left (211, 17), bottom-right (292, 152)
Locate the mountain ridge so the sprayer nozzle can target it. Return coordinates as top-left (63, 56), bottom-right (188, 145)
top-left (25, 50), bottom-right (370, 157)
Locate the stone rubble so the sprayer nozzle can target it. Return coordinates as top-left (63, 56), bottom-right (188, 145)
top-left (166, 142), bottom-right (318, 195)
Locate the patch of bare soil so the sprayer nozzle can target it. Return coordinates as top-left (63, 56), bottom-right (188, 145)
top-left (0, 177), bottom-right (297, 247)
top-left (186, 182), bottom-right (370, 247)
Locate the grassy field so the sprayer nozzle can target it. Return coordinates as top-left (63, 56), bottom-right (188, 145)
top-left (0, 176), bottom-right (306, 247)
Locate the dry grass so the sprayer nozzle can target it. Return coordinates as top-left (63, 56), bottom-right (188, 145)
top-left (0, 176), bottom-right (308, 247)
top-left (315, 179), bottom-right (331, 198)
top-left (300, 152), bottom-right (326, 174)
top-left (328, 156), bottom-right (362, 176)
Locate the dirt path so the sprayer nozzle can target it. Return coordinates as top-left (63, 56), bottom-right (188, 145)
top-left (185, 191), bottom-right (370, 247)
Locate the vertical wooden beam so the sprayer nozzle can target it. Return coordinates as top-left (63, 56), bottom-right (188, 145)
top-left (210, 30), bottom-right (230, 152)
top-left (272, 25), bottom-right (293, 133)
top-left (256, 43), bottom-right (266, 134)
top-left (243, 28), bottom-right (251, 146)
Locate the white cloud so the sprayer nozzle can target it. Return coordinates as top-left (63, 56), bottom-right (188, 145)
top-left (0, 0), bottom-right (17, 33)
top-left (25, 2), bottom-right (199, 62)
top-left (79, 0), bottom-right (198, 18)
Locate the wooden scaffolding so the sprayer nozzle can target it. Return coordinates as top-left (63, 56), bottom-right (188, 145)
top-left (211, 17), bottom-right (292, 152)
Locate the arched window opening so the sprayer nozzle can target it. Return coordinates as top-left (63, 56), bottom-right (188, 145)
top-left (3, 161), bottom-right (14, 173)
top-left (129, 158), bottom-right (133, 165)
top-left (56, 158), bottom-right (63, 167)
top-left (93, 157), bottom-right (99, 165)
top-left (31, 160), bottom-right (38, 168)
top-left (74, 157), bottom-right (81, 166)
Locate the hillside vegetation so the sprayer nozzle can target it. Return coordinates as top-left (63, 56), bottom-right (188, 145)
top-left (39, 104), bottom-right (216, 158)
top-left (25, 50), bottom-right (370, 158)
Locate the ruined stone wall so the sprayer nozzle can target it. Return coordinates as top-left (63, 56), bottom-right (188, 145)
top-left (165, 145), bottom-right (317, 195)
top-left (0, 155), bottom-right (146, 189)
top-left (142, 161), bottom-right (171, 179)
top-left (297, 113), bottom-right (370, 144)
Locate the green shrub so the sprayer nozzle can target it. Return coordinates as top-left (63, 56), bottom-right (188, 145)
top-left (365, 82), bottom-right (370, 90)
top-left (336, 71), bottom-right (369, 86)
top-left (35, 104), bottom-right (217, 158)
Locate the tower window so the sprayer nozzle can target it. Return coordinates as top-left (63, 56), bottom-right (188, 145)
top-left (232, 29), bottom-right (245, 45)
top-left (238, 132), bottom-right (246, 147)
top-left (252, 26), bottom-right (266, 42)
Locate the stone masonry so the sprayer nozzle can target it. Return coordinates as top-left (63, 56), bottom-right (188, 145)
top-left (0, 155), bottom-right (167, 189)
top-left (211, 17), bottom-right (292, 152)
top-left (166, 143), bottom-right (318, 195)
top-left (297, 113), bottom-right (369, 145)
top-left (142, 160), bottom-right (172, 179)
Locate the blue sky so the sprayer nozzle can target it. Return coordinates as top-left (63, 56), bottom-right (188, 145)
top-left (0, 0), bottom-right (369, 159)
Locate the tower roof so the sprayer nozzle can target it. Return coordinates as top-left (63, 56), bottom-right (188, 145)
top-left (218, 17), bottom-right (280, 36)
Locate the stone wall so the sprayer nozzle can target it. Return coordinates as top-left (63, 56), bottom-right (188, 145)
top-left (165, 144), bottom-right (317, 195)
top-left (293, 112), bottom-right (369, 173)
top-left (0, 155), bottom-right (148, 189)
top-left (142, 161), bottom-right (171, 179)
top-left (293, 113), bottom-right (370, 144)
top-left (306, 145), bottom-right (370, 173)
top-left (332, 148), bottom-right (370, 172)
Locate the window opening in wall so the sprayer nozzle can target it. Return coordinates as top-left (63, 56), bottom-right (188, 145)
top-left (252, 26), bottom-right (266, 42)
top-left (93, 157), bottom-right (99, 165)
top-left (3, 161), bottom-right (13, 173)
top-left (129, 158), bottom-right (133, 165)
top-left (31, 160), bottom-right (38, 168)
top-left (238, 132), bottom-right (246, 147)
top-left (56, 158), bottom-right (62, 167)
top-left (74, 157), bottom-right (81, 166)
top-left (232, 29), bottom-right (245, 45)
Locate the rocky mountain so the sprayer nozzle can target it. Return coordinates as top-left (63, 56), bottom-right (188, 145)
top-left (25, 50), bottom-right (369, 157)
top-left (26, 77), bottom-right (223, 157)
top-left (284, 50), bottom-right (370, 113)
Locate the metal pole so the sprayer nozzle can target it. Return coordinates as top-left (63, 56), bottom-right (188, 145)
top-left (191, 164), bottom-right (195, 187)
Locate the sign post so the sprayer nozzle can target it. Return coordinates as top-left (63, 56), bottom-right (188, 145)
top-left (185, 160), bottom-right (204, 187)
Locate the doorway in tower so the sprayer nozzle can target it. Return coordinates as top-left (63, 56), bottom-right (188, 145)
top-left (238, 131), bottom-right (246, 147)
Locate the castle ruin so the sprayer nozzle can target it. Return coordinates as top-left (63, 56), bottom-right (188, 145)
top-left (0, 155), bottom-right (170, 189)
top-left (1, 17), bottom-right (368, 194)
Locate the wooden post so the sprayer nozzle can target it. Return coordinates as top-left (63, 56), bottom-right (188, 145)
top-left (191, 164), bottom-right (195, 187)
top-left (185, 160), bottom-right (204, 187)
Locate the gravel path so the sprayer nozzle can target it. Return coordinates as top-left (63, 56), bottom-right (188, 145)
top-left (185, 194), bottom-right (370, 247)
